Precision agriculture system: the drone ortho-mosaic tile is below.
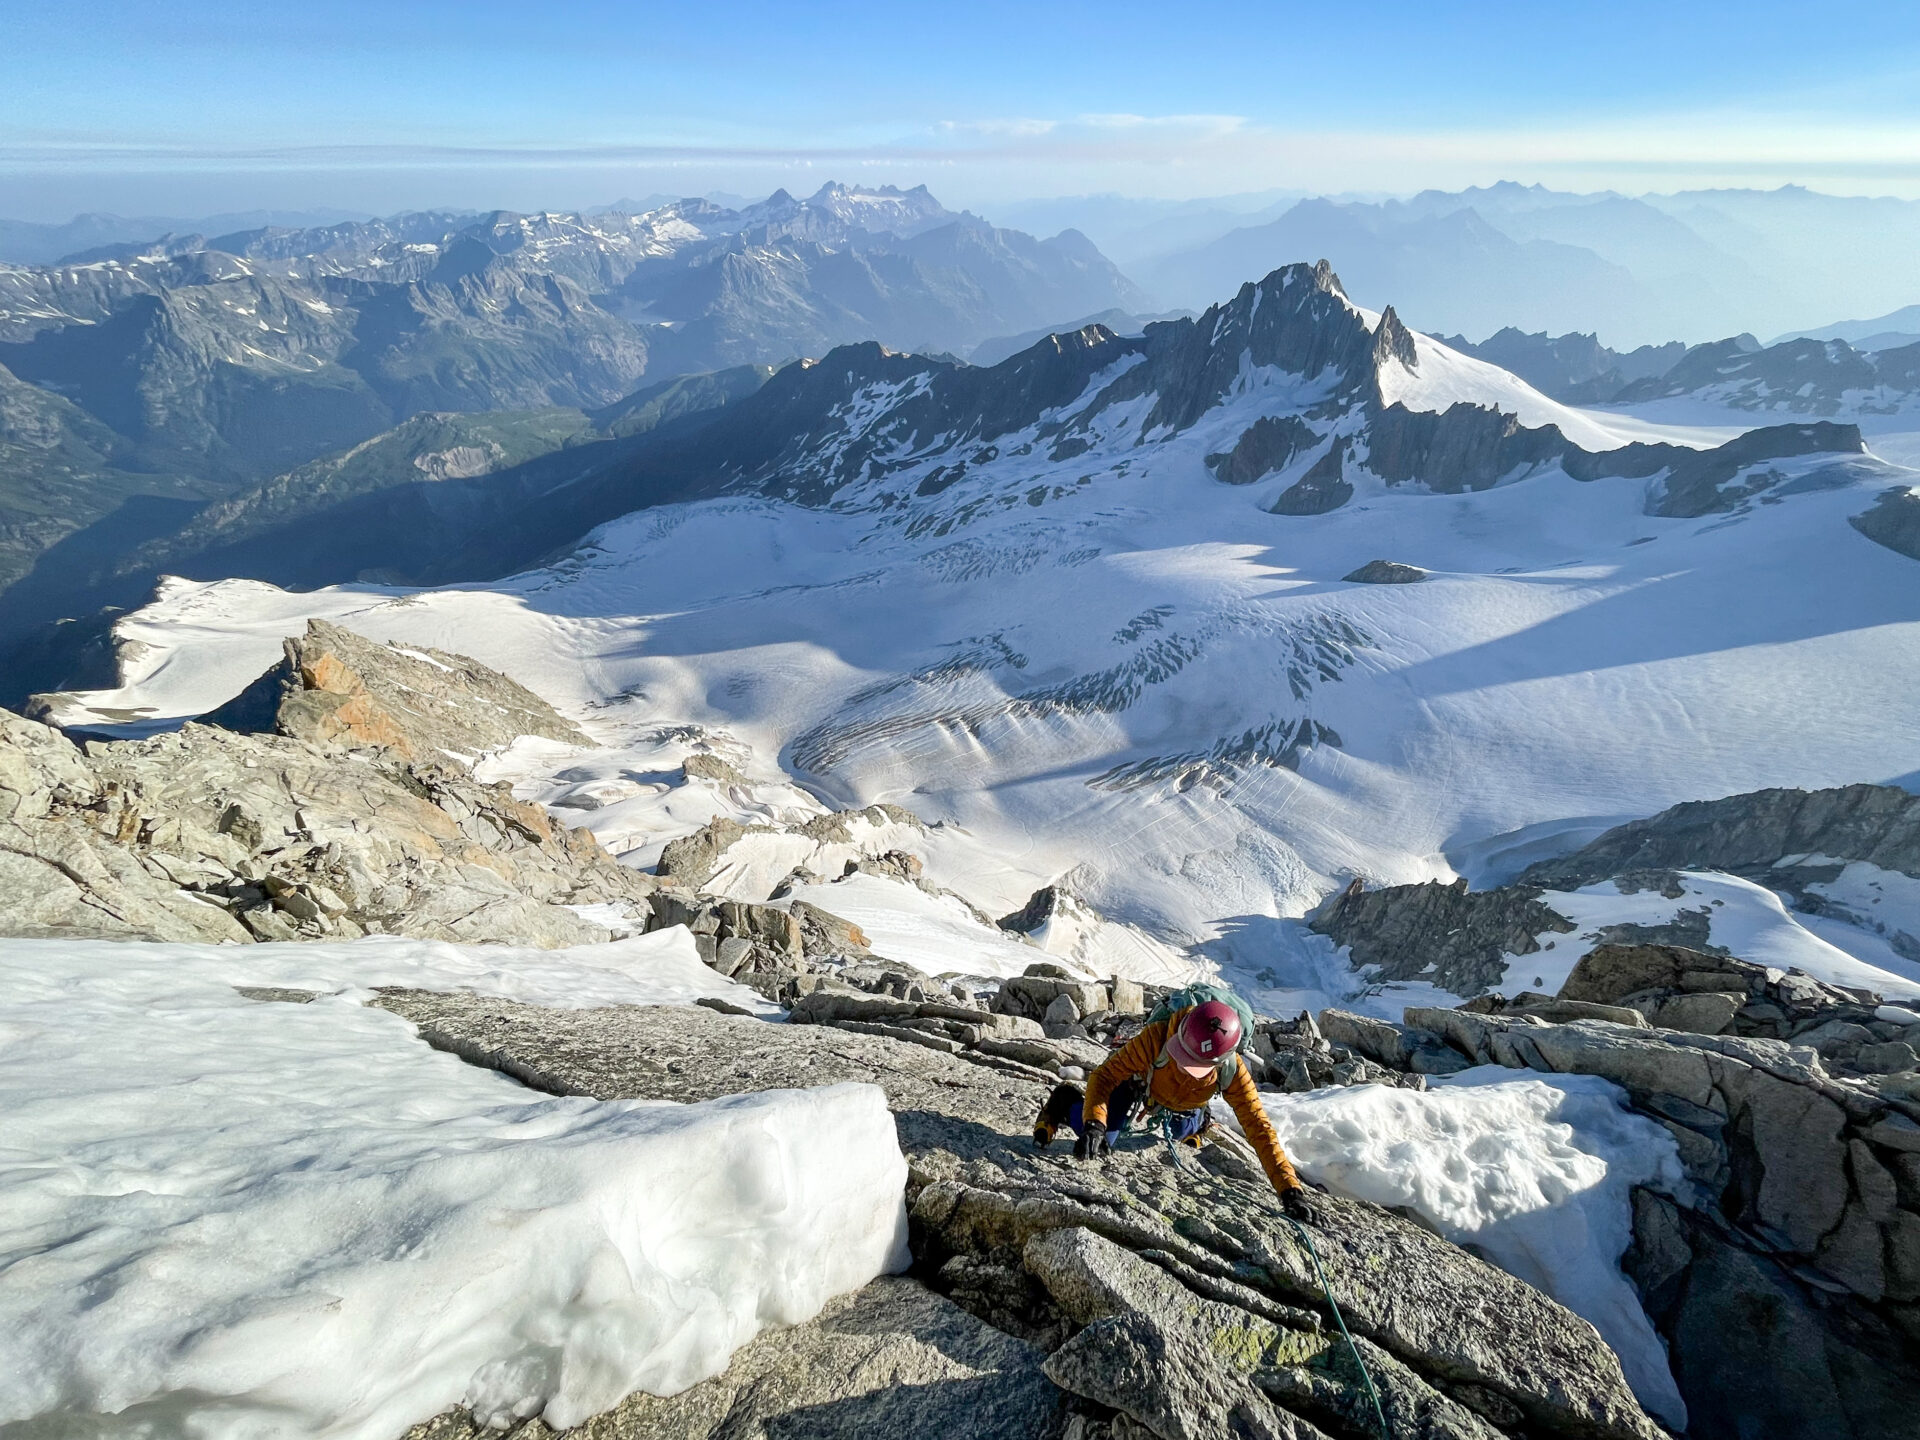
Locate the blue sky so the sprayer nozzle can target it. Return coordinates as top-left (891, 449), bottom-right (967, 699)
top-left (5, 0), bottom-right (1920, 218)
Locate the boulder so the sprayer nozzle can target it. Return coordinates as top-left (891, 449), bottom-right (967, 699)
top-left (995, 975), bottom-right (1111, 1023)
top-left (787, 899), bottom-right (871, 955)
top-left (1342, 559), bottom-right (1428, 585)
top-left (655, 816), bottom-right (757, 889)
top-left (1648, 992), bottom-right (1742, 1035)
top-left (1506, 996), bottom-right (1650, 1028)
top-left (205, 618), bottom-right (590, 764)
top-left (1320, 1009), bottom-right (1471, 1074)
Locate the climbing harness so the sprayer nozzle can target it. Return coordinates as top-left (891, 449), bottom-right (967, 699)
top-left (1158, 1128), bottom-right (1391, 1440)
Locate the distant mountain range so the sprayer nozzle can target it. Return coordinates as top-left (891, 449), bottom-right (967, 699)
top-left (1776, 304), bottom-right (1920, 353)
top-left (0, 183), bottom-right (1144, 604)
top-left (18, 255), bottom-right (1913, 707)
top-left (1441, 325), bottom-right (1920, 417)
top-left (1016, 183), bottom-right (1920, 349)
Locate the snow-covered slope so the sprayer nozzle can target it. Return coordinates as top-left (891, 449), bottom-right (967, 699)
top-left (0, 932), bottom-right (906, 1437)
top-left (44, 262), bottom-right (1920, 1013)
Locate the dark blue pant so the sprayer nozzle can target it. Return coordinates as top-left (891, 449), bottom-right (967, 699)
top-left (1067, 1113), bottom-right (1198, 1144)
top-left (1066, 1087), bottom-right (1205, 1142)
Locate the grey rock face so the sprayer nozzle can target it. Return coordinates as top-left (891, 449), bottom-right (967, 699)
top-left (1032, 1227), bottom-right (1502, 1440)
top-left (654, 815), bottom-right (757, 889)
top-left (998, 884), bottom-right (1068, 934)
top-left (1206, 414), bottom-right (1319, 485)
top-left (1310, 876), bottom-right (1575, 996)
top-left (1626, 1191), bottom-right (1920, 1440)
top-left (191, 617), bottom-right (590, 763)
top-left (1395, 992), bottom-right (1920, 1436)
top-left (1364, 401), bottom-right (1569, 495)
top-left (1342, 559), bottom-right (1428, 585)
top-left (643, 889), bottom-right (807, 999)
top-left (376, 992), bottom-right (1665, 1440)
top-left (1318, 1009), bottom-right (1472, 1075)
top-left (0, 703), bottom-right (651, 947)
top-left (1557, 942), bottom-right (1884, 1054)
top-left (402, 1276), bottom-right (1063, 1440)
top-left (1853, 485), bottom-right (1920, 563)
top-left (1520, 782), bottom-right (1920, 894)
top-left (1268, 441), bottom-right (1353, 516)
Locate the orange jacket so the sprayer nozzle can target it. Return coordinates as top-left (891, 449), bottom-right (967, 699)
top-left (1083, 1009), bottom-right (1302, 1196)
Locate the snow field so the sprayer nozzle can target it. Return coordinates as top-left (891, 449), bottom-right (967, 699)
top-left (35, 345), bottom-right (1920, 997)
top-left (0, 936), bottom-right (909, 1437)
top-left (1493, 872), bottom-right (1920, 1000)
top-left (782, 871), bottom-right (1062, 980)
top-left (1258, 1069), bottom-right (1687, 1429)
top-left (0, 925), bottom-right (786, 1014)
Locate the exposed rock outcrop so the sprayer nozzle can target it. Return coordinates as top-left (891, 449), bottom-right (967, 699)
top-left (655, 815), bottom-right (759, 889)
top-left (31, 617), bottom-right (592, 764)
top-left (1363, 402), bottom-right (1569, 494)
top-left (2, 623), bottom-right (654, 946)
top-left (1520, 783), bottom-right (1920, 895)
top-left (1268, 442), bottom-right (1352, 515)
top-left (1310, 876), bottom-right (1576, 995)
top-left (1389, 1000), bottom-right (1920, 1440)
top-left (0, 707), bottom-right (655, 945)
top-left (374, 991), bottom-right (1668, 1440)
top-left (1206, 414), bottom-right (1319, 485)
top-left (1852, 485), bottom-right (1920, 563)
top-left (1554, 942), bottom-right (1908, 1060)
top-left (1342, 560), bottom-right (1427, 585)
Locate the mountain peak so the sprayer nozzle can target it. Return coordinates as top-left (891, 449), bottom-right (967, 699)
top-left (1373, 305), bottom-right (1419, 371)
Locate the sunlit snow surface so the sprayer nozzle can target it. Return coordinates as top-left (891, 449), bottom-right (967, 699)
top-left (0, 933), bottom-right (908, 1437)
top-left (1259, 1070), bottom-right (1688, 1429)
top-left (1498, 872), bottom-right (1920, 1000)
top-left (43, 358), bottom-right (1920, 988)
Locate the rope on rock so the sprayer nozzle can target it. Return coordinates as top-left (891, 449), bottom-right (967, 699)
top-left (1285, 1214), bottom-right (1390, 1440)
top-left (1154, 1117), bottom-right (1390, 1439)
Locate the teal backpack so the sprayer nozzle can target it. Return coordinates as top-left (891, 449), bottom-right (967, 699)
top-left (1146, 982), bottom-right (1258, 1099)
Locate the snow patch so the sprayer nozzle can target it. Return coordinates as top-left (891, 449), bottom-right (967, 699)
top-left (1496, 872), bottom-right (1920, 1000)
top-left (0, 936), bottom-right (906, 1436)
top-left (1260, 1069), bottom-right (1687, 1429)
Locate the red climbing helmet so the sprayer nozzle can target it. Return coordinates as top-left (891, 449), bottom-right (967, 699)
top-left (1168, 999), bottom-right (1242, 1066)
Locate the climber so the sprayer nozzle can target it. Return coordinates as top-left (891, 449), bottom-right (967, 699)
top-left (1077, 991), bottom-right (1323, 1224)
top-left (1032, 1074), bottom-right (1146, 1151)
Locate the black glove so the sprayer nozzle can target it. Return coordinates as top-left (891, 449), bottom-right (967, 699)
top-left (1073, 1130), bottom-right (1112, 1162)
top-left (1032, 1125), bottom-right (1053, 1150)
top-left (1281, 1185), bottom-right (1323, 1226)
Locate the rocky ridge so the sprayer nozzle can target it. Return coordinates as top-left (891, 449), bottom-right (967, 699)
top-left (378, 992), bottom-right (1666, 1440)
top-left (1, 624), bottom-right (654, 945)
top-left (1315, 782), bottom-right (1920, 994)
top-left (1322, 946), bottom-right (1920, 1440)
top-left (1305, 782), bottom-right (1920, 1438)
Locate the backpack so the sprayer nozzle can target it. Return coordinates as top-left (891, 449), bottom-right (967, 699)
top-left (1146, 982), bottom-right (1257, 1100)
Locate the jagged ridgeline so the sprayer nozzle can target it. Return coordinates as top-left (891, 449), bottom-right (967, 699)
top-left (0, 184), bottom-right (1147, 674)
top-left (10, 249), bottom-right (1916, 713)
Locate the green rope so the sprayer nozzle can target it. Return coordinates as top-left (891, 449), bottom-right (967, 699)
top-left (1285, 1214), bottom-right (1390, 1440)
top-left (1152, 1126), bottom-right (1390, 1439)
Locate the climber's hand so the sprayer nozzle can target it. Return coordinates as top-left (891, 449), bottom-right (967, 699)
top-left (1073, 1131), bottom-right (1111, 1162)
top-left (1281, 1185), bottom-right (1323, 1226)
